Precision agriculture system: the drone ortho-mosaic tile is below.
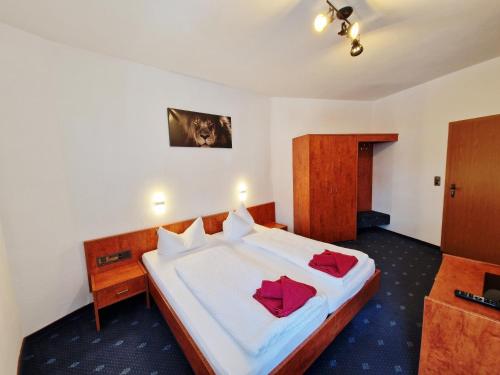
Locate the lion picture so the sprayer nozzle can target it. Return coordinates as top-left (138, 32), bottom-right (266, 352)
top-left (167, 108), bottom-right (232, 148)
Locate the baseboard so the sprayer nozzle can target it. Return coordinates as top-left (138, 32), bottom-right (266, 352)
top-left (365, 227), bottom-right (441, 250)
top-left (23, 302), bottom-right (93, 341)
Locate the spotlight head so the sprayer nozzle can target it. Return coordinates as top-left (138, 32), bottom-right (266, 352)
top-left (350, 39), bottom-right (364, 57)
top-left (314, 9), bottom-right (334, 33)
top-left (336, 6), bottom-right (353, 20)
top-left (314, 13), bottom-right (329, 32)
top-left (348, 22), bottom-right (360, 40)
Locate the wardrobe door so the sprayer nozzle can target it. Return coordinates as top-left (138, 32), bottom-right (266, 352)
top-left (293, 135), bottom-right (311, 238)
top-left (309, 136), bottom-right (336, 242)
top-left (330, 136), bottom-right (358, 241)
top-left (309, 136), bottom-right (358, 242)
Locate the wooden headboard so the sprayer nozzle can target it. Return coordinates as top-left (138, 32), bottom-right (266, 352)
top-left (83, 202), bottom-right (276, 286)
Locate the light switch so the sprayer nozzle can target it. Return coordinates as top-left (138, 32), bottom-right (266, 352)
top-left (434, 176), bottom-right (441, 186)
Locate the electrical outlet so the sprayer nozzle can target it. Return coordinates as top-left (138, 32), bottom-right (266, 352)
top-left (434, 176), bottom-right (441, 186)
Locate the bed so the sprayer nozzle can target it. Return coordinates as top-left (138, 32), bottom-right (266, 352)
top-left (84, 202), bottom-right (380, 375)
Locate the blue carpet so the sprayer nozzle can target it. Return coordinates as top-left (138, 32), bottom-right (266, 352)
top-left (20, 228), bottom-right (441, 375)
top-left (306, 228), bottom-right (441, 374)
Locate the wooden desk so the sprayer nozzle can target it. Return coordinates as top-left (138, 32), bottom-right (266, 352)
top-left (419, 255), bottom-right (500, 374)
top-left (91, 262), bottom-right (150, 331)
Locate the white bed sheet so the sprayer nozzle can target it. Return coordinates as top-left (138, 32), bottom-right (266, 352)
top-left (142, 226), bottom-right (375, 374)
top-left (174, 245), bottom-right (327, 356)
top-left (213, 232), bottom-right (375, 313)
top-left (243, 228), bottom-right (369, 286)
top-left (142, 240), bottom-right (327, 375)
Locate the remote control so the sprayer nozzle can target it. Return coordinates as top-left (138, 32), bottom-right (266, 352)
top-left (454, 289), bottom-right (500, 310)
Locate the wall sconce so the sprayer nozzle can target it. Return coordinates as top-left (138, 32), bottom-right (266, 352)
top-left (238, 183), bottom-right (248, 202)
top-left (152, 192), bottom-right (166, 214)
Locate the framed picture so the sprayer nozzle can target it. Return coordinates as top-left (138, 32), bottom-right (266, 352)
top-left (167, 108), bottom-right (232, 148)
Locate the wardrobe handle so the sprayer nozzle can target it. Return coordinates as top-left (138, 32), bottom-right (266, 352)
top-left (450, 184), bottom-right (457, 198)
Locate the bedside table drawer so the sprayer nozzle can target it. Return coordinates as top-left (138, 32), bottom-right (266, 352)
top-left (95, 276), bottom-right (146, 308)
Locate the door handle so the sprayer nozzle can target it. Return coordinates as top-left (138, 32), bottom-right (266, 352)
top-left (450, 183), bottom-right (457, 198)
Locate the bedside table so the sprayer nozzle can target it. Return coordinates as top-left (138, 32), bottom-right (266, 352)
top-left (90, 262), bottom-right (150, 331)
top-left (263, 222), bottom-right (288, 231)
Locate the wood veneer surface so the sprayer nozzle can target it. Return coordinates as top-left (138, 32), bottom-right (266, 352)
top-left (292, 133), bottom-right (397, 243)
top-left (420, 298), bottom-right (500, 375)
top-left (316, 135), bottom-right (357, 242)
top-left (84, 202), bottom-right (276, 284)
top-left (429, 254), bottom-right (500, 321)
top-left (419, 254), bottom-right (500, 375)
top-left (441, 114), bottom-right (500, 264)
top-left (293, 135), bottom-right (311, 238)
top-left (308, 135), bottom-right (338, 242)
top-left (91, 262), bottom-right (146, 291)
top-left (357, 143), bottom-right (373, 212)
top-left (263, 222), bottom-right (288, 231)
top-left (356, 133), bottom-right (398, 143)
top-left (94, 276), bottom-right (146, 309)
top-left (294, 135), bottom-right (358, 243)
top-left (299, 133), bottom-right (398, 143)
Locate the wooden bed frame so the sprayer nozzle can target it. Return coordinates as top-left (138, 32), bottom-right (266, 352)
top-left (84, 202), bottom-right (380, 374)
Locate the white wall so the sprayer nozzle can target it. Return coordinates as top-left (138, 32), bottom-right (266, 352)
top-left (0, 23), bottom-right (273, 335)
top-left (0, 220), bottom-right (22, 375)
top-left (270, 56), bottom-right (500, 245)
top-left (371, 57), bottom-right (500, 245)
top-left (270, 98), bottom-right (374, 230)
top-left (2, 19), bottom-right (500, 338)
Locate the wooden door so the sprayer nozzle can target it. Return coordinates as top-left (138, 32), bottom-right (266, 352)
top-left (309, 135), bottom-right (357, 243)
top-left (441, 114), bottom-right (500, 264)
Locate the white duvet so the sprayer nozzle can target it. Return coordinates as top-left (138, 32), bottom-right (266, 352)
top-left (174, 245), bottom-right (327, 357)
top-left (242, 229), bottom-right (369, 287)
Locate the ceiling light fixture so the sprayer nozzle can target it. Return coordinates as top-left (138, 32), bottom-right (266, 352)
top-left (314, 1), bottom-right (364, 57)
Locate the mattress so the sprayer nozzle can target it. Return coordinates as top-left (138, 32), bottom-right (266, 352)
top-left (142, 239), bottom-right (327, 375)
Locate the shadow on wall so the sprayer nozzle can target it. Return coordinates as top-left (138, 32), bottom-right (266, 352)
top-left (372, 142), bottom-right (395, 215)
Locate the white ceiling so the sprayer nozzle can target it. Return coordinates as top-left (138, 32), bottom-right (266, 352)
top-left (1, 0), bottom-right (500, 100)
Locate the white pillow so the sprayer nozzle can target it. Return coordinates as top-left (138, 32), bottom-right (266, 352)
top-left (157, 217), bottom-right (207, 256)
top-left (235, 203), bottom-right (255, 225)
top-left (223, 211), bottom-right (253, 241)
top-left (157, 227), bottom-right (186, 256)
top-left (183, 217), bottom-right (207, 249)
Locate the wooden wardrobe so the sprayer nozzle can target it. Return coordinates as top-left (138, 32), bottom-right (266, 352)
top-left (293, 134), bottom-right (398, 243)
